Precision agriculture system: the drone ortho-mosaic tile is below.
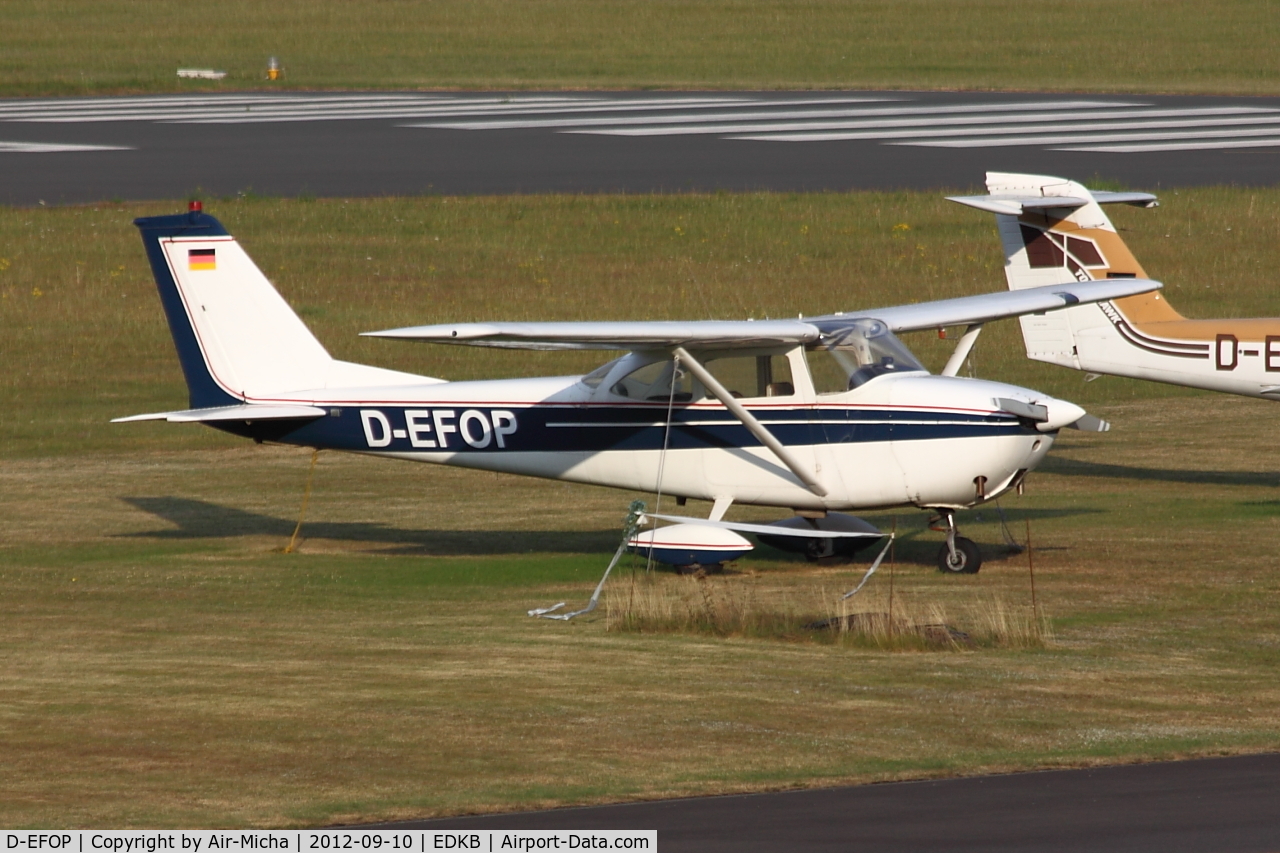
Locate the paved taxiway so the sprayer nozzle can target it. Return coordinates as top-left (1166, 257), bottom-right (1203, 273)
top-left (378, 754), bottom-right (1280, 852)
top-left (2, 90), bottom-right (1279, 205)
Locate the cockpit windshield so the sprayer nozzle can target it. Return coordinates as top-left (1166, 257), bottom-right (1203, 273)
top-left (806, 318), bottom-right (927, 393)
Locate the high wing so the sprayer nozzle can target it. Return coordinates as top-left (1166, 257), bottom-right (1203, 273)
top-left (363, 279), bottom-right (1161, 349)
top-left (857, 277), bottom-right (1161, 333)
top-left (363, 319), bottom-right (820, 350)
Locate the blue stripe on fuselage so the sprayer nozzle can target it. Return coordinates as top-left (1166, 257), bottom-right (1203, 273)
top-left (213, 404), bottom-right (1032, 452)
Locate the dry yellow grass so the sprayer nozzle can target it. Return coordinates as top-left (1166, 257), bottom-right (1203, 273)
top-left (605, 572), bottom-right (1051, 650)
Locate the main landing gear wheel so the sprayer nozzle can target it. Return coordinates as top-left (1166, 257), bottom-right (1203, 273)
top-left (937, 536), bottom-right (982, 574)
top-left (803, 538), bottom-right (834, 562)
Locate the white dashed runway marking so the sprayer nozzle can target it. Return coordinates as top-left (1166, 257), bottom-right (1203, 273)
top-left (0, 141), bottom-right (132, 153)
top-left (412, 100), bottom-right (1121, 131)
top-left (0, 93), bottom-right (1277, 153)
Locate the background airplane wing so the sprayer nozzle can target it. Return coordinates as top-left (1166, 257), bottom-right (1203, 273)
top-left (363, 279), bottom-right (1160, 349)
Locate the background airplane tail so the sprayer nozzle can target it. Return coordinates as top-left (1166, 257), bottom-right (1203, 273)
top-left (950, 172), bottom-right (1172, 370)
top-left (135, 205), bottom-right (435, 410)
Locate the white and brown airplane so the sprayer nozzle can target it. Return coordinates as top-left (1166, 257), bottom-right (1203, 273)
top-left (952, 172), bottom-right (1280, 399)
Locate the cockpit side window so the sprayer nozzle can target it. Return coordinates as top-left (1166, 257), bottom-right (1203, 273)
top-left (806, 348), bottom-right (853, 395)
top-left (806, 318), bottom-right (927, 393)
top-left (611, 359), bottom-right (693, 401)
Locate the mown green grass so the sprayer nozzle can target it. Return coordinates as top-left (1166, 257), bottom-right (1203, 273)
top-left (2, 1), bottom-right (1279, 96)
top-left (3, 189), bottom-right (1280, 826)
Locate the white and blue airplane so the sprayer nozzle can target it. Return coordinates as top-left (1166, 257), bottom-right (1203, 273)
top-left (116, 202), bottom-right (1160, 574)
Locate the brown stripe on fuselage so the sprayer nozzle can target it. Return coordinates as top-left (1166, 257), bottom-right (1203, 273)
top-left (1136, 318), bottom-right (1280, 342)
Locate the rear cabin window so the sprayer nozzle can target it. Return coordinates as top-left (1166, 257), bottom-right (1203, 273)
top-left (701, 354), bottom-right (795, 399)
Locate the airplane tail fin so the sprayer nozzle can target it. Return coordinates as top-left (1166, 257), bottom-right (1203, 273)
top-left (134, 204), bottom-right (436, 410)
top-left (949, 172), bottom-right (1173, 370)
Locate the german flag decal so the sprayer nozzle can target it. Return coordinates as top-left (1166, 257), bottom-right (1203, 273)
top-left (188, 248), bottom-right (216, 271)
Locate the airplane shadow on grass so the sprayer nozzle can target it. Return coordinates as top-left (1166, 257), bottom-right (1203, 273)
top-left (120, 497), bottom-right (1100, 565)
top-left (119, 496), bottom-right (619, 557)
top-left (1041, 456), bottom-right (1280, 488)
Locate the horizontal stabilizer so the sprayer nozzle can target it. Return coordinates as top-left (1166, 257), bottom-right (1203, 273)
top-left (642, 513), bottom-right (886, 539)
top-left (948, 189), bottom-right (1158, 216)
top-left (947, 195), bottom-right (1090, 216)
top-left (952, 175), bottom-right (1162, 213)
top-left (112, 404), bottom-right (328, 424)
top-left (1093, 191), bottom-right (1161, 208)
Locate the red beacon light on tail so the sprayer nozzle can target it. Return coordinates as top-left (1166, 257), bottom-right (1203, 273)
top-left (189, 200), bottom-right (203, 212)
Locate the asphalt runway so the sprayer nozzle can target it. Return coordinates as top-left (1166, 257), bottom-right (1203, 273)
top-left (376, 754), bottom-right (1280, 852)
top-left (2, 90), bottom-right (1280, 205)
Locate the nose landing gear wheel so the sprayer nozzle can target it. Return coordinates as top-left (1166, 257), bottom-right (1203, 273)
top-left (937, 536), bottom-right (982, 574)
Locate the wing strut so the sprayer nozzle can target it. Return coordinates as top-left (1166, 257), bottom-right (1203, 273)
top-left (941, 324), bottom-right (984, 377)
top-left (673, 346), bottom-right (828, 498)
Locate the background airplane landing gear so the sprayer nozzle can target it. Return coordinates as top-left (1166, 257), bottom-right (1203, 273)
top-left (937, 537), bottom-right (981, 574)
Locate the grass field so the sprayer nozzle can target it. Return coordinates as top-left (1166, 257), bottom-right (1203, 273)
top-left (3, 188), bottom-right (1280, 826)
top-left (2, 1), bottom-right (1279, 97)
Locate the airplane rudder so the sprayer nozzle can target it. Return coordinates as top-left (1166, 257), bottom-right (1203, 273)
top-left (134, 208), bottom-right (241, 409)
